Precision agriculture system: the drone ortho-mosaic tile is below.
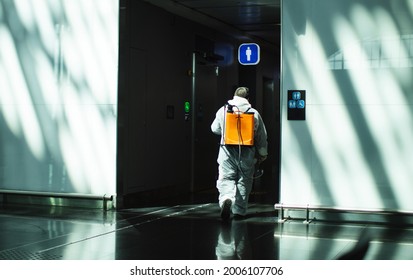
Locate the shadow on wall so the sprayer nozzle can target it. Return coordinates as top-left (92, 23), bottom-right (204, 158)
top-left (0, 0), bottom-right (118, 195)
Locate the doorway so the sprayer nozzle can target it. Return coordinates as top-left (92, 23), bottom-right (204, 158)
top-left (260, 77), bottom-right (280, 203)
top-left (191, 54), bottom-right (219, 194)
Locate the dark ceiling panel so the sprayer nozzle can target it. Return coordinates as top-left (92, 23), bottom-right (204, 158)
top-left (197, 6), bottom-right (278, 24)
top-left (146, 0), bottom-right (280, 47)
top-left (174, 0), bottom-right (280, 8)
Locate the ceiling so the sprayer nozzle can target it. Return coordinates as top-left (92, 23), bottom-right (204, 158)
top-left (144, 0), bottom-right (281, 50)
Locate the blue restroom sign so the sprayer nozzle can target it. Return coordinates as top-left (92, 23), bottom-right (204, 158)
top-left (238, 43), bottom-right (260, 65)
top-left (288, 90), bottom-right (306, 120)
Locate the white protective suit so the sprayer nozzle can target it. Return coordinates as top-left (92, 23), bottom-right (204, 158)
top-left (211, 95), bottom-right (268, 216)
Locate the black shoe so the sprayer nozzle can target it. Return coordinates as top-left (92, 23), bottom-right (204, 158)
top-left (220, 199), bottom-right (232, 221)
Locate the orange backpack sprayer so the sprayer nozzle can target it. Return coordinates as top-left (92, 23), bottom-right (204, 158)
top-left (223, 104), bottom-right (255, 146)
top-left (222, 103), bottom-right (263, 179)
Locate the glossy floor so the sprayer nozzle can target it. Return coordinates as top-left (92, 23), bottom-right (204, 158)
top-left (1, 200), bottom-right (413, 260)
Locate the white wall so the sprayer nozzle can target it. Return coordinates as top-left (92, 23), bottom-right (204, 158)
top-left (0, 0), bottom-right (118, 196)
top-left (281, 0), bottom-right (413, 211)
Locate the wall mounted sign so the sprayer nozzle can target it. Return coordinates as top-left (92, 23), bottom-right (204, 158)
top-left (287, 90), bottom-right (306, 120)
top-left (238, 43), bottom-right (260, 65)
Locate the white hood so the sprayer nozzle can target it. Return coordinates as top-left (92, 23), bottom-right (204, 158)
top-left (227, 96), bottom-right (251, 113)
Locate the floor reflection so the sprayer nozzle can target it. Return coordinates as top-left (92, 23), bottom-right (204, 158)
top-left (2, 203), bottom-right (413, 259)
top-left (216, 219), bottom-right (251, 259)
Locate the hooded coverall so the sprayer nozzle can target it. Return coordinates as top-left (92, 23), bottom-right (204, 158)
top-left (211, 95), bottom-right (268, 216)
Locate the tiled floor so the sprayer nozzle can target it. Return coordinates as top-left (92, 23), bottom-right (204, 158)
top-left (1, 198), bottom-right (413, 260)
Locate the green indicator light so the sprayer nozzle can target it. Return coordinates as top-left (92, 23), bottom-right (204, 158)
top-left (184, 101), bottom-right (190, 113)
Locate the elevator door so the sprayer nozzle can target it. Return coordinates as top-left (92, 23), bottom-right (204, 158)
top-left (193, 63), bottom-right (218, 192)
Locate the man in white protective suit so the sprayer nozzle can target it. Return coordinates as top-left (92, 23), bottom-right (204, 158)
top-left (211, 87), bottom-right (268, 221)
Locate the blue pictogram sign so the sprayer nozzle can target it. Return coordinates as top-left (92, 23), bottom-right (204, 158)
top-left (288, 90), bottom-right (306, 120)
top-left (238, 43), bottom-right (260, 65)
